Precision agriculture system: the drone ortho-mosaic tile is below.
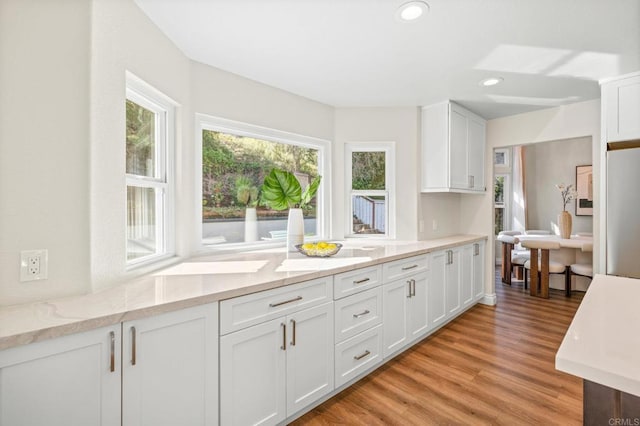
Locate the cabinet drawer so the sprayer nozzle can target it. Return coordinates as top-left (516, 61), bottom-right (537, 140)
top-left (335, 324), bottom-right (383, 388)
top-left (383, 254), bottom-right (429, 282)
top-left (334, 287), bottom-right (382, 343)
top-left (333, 265), bottom-right (382, 300)
top-left (220, 277), bottom-right (333, 335)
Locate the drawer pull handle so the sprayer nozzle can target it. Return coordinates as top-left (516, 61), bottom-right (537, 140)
top-left (353, 350), bottom-right (371, 361)
top-left (269, 296), bottom-right (303, 307)
top-left (130, 326), bottom-right (137, 366)
top-left (281, 323), bottom-right (287, 351)
top-left (353, 278), bottom-right (371, 285)
top-left (290, 319), bottom-right (296, 346)
top-left (109, 331), bottom-right (115, 373)
top-left (401, 264), bottom-right (418, 271)
top-left (353, 310), bottom-right (370, 318)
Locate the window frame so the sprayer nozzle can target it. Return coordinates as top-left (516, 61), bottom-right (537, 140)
top-left (195, 114), bottom-right (331, 248)
top-left (344, 142), bottom-right (396, 239)
top-left (125, 73), bottom-right (176, 268)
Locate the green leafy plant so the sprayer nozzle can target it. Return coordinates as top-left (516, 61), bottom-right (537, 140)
top-left (261, 169), bottom-right (321, 210)
top-left (235, 176), bottom-right (259, 207)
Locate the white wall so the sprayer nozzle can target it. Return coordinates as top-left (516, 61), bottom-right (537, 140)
top-left (0, 0), bottom-right (92, 305)
top-left (460, 99), bottom-right (601, 300)
top-left (418, 194), bottom-right (462, 239)
top-left (524, 137), bottom-right (593, 234)
top-left (333, 108), bottom-right (419, 240)
top-left (0, 0), bottom-right (334, 305)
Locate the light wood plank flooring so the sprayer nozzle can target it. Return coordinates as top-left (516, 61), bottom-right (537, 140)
top-left (291, 268), bottom-right (585, 425)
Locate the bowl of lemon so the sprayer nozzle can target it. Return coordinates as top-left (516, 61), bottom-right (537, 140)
top-left (295, 241), bottom-right (342, 257)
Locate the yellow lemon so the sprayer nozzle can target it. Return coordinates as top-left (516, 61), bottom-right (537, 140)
top-left (317, 242), bottom-right (328, 249)
top-left (302, 243), bottom-right (315, 250)
top-left (326, 243), bottom-right (337, 250)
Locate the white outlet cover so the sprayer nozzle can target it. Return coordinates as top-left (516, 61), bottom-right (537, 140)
top-left (20, 249), bottom-right (48, 282)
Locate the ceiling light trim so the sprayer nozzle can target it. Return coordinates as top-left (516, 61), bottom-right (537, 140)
top-left (396, 1), bottom-right (430, 22)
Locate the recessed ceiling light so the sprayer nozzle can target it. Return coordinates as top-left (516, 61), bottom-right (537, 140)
top-left (396, 1), bottom-right (429, 22)
top-left (480, 77), bottom-right (504, 87)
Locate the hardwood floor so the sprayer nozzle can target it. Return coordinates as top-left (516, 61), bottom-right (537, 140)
top-left (291, 268), bottom-right (585, 425)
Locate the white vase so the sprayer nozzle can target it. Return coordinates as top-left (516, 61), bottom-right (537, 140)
top-left (244, 207), bottom-right (258, 242)
top-left (287, 208), bottom-right (304, 252)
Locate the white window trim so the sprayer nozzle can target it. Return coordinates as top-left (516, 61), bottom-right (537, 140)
top-left (195, 114), bottom-right (332, 249)
top-left (344, 142), bottom-right (396, 239)
top-left (125, 72), bottom-right (176, 268)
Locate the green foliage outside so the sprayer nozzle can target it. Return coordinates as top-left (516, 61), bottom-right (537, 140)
top-left (126, 100), bottom-right (155, 177)
top-left (352, 152), bottom-right (385, 190)
top-left (202, 131), bottom-right (319, 220)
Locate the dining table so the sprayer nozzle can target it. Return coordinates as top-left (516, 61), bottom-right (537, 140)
top-left (497, 233), bottom-right (593, 295)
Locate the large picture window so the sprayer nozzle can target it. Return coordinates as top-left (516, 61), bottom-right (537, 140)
top-left (345, 143), bottom-right (395, 238)
top-left (198, 115), bottom-right (330, 246)
top-left (125, 75), bottom-right (175, 265)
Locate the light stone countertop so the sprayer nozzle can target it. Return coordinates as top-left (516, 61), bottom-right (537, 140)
top-left (556, 273), bottom-right (640, 397)
top-left (0, 234), bottom-right (486, 351)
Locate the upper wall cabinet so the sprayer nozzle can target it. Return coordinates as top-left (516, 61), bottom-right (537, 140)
top-left (421, 101), bottom-right (486, 193)
top-left (602, 72), bottom-right (640, 143)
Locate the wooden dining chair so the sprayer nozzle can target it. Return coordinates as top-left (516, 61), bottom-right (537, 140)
top-left (521, 240), bottom-right (566, 298)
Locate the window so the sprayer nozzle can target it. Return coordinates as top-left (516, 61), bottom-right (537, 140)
top-left (345, 143), bottom-right (395, 238)
top-left (494, 174), bottom-right (510, 235)
top-left (125, 75), bottom-right (175, 265)
top-left (197, 115), bottom-right (330, 246)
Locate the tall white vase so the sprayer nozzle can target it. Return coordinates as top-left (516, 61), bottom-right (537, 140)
top-left (244, 207), bottom-right (258, 242)
top-left (287, 208), bottom-right (304, 252)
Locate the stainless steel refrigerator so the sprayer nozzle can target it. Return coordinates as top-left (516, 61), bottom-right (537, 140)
top-left (607, 142), bottom-right (640, 279)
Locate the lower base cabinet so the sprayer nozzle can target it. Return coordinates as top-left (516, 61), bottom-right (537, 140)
top-left (0, 303), bottom-right (219, 426)
top-left (220, 302), bottom-right (334, 426)
top-left (122, 303), bottom-right (219, 426)
top-left (0, 325), bottom-right (121, 426)
top-left (382, 271), bottom-right (429, 358)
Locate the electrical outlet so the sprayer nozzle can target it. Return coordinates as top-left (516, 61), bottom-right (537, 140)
top-left (20, 250), bottom-right (48, 282)
top-left (432, 220), bottom-right (438, 231)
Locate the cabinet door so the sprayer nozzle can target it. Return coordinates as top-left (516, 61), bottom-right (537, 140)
top-left (286, 302), bottom-right (334, 415)
top-left (220, 317), bottom-right (286, 426)
top-left (467, 116), bottom-right (486, 191)
top-left (473, 242), bottom-right (486, 301)
top-left (0, 325), bottom-right (121, 426)
top-left (122, 303), bottom-right (218, 426)
top-left (446, 248), bottom-right (462, 318)
top-left (408, 272), bottom-right (430, 342)
top-left (449, 105), bottom-right (469, 189)
top-left (382, 278), bottom-right (410, 358)
top-left (461, 245), bottom-right (474, 309)
top-left (429, 250), bottom-right (447, 329)
top-left (604, 75), bottom-right (640, 142)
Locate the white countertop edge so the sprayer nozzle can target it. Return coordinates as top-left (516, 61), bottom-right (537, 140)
top-left (0, 234), bottom-right (487, 350)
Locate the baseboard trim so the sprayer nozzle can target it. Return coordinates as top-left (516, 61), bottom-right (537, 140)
top-left (480, 293), bottom-right (497, 306)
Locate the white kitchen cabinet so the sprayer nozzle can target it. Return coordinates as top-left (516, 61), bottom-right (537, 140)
top-left (421, 101), bottom-right (486, 193)
top-left (220, 317), bottom-right (287, 426)
top-left (473, 241), bottom-right (486, 302)
top-left (334, 324), bottom-right (383, 388)
top-left (334, 286), bottom-right (382, 344)
top-left (602, 72), bottom-right (640, 142)
top-left (461, 244), bottom-right (474, 309)
top-left (122, 303), bottom-right (218, 426)
top-left (428, 250), bottom-right (448, 329)
top-left (220, 301), bottom-right (334, 425)
top-left (445, 247), bottom-right (462, 318)
top-left (0, 325), bottom-right (121, 426)
top-left (382, 271), bottom-right (429, 358)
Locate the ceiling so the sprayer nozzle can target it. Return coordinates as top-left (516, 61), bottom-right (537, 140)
top-left (134, 0), bottom-right (640, 119)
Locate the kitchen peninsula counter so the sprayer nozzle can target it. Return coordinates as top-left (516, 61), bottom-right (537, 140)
top-left (556, 273), bottom-right (640, 397)
top-left (0, 234), bottom-right (486, 350)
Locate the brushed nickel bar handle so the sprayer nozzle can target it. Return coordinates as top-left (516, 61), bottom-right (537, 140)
top-left (411, 279), bottom-right (416, 297)
top-left (281, 323), bottom-right (286, 351)
top-left (353, 310), bottom-right (370, 319)
top-left (401, 264), bottom-right (419, 271)
top-left (131, 326), bottom-right (137, 366)
top-left (353, 278), bottom-right (370, 285)
top-left (407, 280), bottom-right (412, 298)
top-left (353, 350), bottom-right (371, 361)
top-left (269, 296), bottom-right (303, 308)
top-left (109, 331), bottom-right (115, 373)
top-left (290, 319), bottom-right (296, 346)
